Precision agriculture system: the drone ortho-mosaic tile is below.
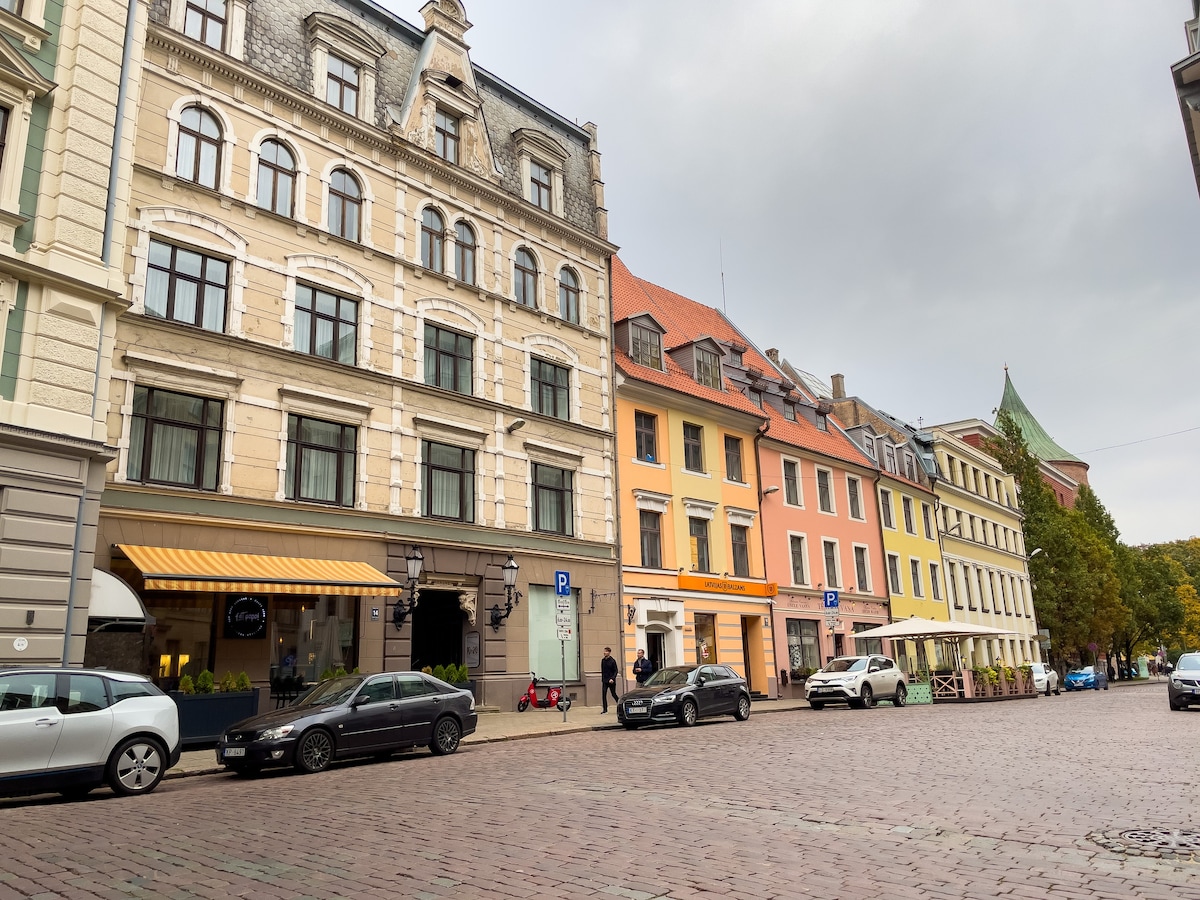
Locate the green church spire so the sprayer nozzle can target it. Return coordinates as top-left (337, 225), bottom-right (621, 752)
top-left (996, 369), bottom-right (1082, 464)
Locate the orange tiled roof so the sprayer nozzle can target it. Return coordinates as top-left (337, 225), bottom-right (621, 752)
top-left (613, 257), bottom-right (875, 469)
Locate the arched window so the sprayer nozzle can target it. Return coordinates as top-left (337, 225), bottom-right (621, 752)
top-left (514, 248), bottom-right (537, 307)
top-left (176, 106), bottom-right (221, 188)
top-left (329, 168), bottom-right (361, 241)
top-left (256, 140), bottom-right (295, 217)
top-left (454, 221), bottom-right (476, 285)
top-left (558, 268), bottom-right (580, 324)
top-left (421, 208), bottom-right (444, 273)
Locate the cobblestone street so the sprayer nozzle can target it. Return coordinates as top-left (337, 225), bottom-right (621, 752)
top-left (1, 682), bottom-right (1196, 900)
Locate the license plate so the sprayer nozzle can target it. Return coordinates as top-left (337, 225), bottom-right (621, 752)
top-left (223, 747), bottom-right (246, 757)
top-left (627, 708), bottom-right (649, 717)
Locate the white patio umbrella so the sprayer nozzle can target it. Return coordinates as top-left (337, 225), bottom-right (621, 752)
top-left (851, 616), bottom-right (1019, 642)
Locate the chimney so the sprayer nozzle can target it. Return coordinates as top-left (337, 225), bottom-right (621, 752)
top-left (831, 373), bottom-right (845, 399)
top-left (765, 348), bottom-right (780, 364)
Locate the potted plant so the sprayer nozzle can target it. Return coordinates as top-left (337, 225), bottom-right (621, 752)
top-left (170, 668), bottom-right (260, 747)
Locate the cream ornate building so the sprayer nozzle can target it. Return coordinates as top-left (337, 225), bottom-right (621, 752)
top-left (0, 0), bottom-right (143, 665)
top-left (95, 0), bottom-right (618, 707)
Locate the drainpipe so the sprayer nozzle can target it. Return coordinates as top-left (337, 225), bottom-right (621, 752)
top-left (752, 417), bottom-right (774, 697)
top-left (62, 0), bottom-right (140, 665)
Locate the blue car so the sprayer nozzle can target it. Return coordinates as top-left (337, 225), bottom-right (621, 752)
top-left (1063, 665), bottom-right (1108, 691)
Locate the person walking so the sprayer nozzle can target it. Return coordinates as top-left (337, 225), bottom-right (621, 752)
top-left (600, 647), bottom-right (619, 713)
top-left (633, 648), bottom-right (654, 686)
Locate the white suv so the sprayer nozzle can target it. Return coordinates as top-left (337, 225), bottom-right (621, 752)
top-left (1030, 662), bottom-right (1059, 696)
top-left (0, 668), bottom-right (181, 799)
top-left (805, 655), bottom-right (907, 709)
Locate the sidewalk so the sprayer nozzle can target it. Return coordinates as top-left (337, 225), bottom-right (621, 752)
top-left (166, 696), bottom-right (813, 779)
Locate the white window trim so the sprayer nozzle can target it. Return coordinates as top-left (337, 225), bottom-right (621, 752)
top-left (909, 557), bottom-right (924, 598)
top-left (846, 475), bottom-right (864, 521)
top-left (525, 457), bottom-right (579, 537)
top-left (130, 207), bottom-right (249, 338)
top-left (0, 0), bottom-right (49, 51)
top-left (284, 254), bottom-right (376, 371)
top-left (246, 131), bottom-right (310, 224)
top-left (417, 297), bottom-right (486, 396)
top-left (164, 96), bottom-right (237, 195)
top-left (683, 497), bottom-right (718, 521)
top-left (633, 488), bottom-right (671, 514)
top-left (781, 457), bottom-right (804, 508)
top-left (0, 47), bottom-right (53, 237)
top-left (821, 538), bottom-right (842, 590)
top-left (509, 243), bottom-right (545, 309)
top-left (415, 202), bottom-right (449, 273)
top-left (929, 562), bottom-right (943, 602)
top-left (725, 506), bottom-right (757, 529)
top-left (554, 262), bottom-right (588, 324)
top-left (449, 214), bottom-right (483, 286)
top-left (878, 487), bottom-right (896, 530)
top-left (787, 531), bottom-right (809, 587)
top-left (523, 333), bottom-right (580, 422)
top-left (886, 552), bottom-right (903, 596)
top-left (815, 466), bottom-right (836, 515)
top-left (277, 385), bottom-right (372, 510)
top-left (901, 495), bottom-right (916, 535)
top-left (512, 128), bottom-right (568, 218)
top-left (319, 159), bottom-right (374, 248)
top-left (307, 13), bottom-right (385, 122)
top-left (169, 0), bottom-right (252, 59)
top-left (851, 543), bottom-right (872, 594)
top-left (921, 501), bottom-right (934, 541)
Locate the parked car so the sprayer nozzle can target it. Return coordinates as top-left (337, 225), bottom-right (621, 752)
top-left (616, 664), bottom-right (751, 729)
top-left (216, 671), bottom-right (476, 775)
top-left (1063, 665), bottom-right (1108, 691)
top-left (1167, 652), bottom-right (1200, 711)
top-left (805, 655), bottom-right (907, 709)
top-left (0, 668), bottom-right (181, 799)
top-left (1030, 662), bottom-right (1060, 696)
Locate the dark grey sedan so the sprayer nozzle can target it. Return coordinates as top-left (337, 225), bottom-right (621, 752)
top-left (216, 671), bottom-right (476, 774)
top-left (616, 664), bottom-right (751, 729)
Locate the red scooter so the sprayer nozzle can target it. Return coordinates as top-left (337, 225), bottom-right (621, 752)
top-left (517, 673), bottom-right (571, 712)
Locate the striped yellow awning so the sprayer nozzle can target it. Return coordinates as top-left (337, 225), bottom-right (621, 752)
top-left (116, 545), bottom-right (403, 596)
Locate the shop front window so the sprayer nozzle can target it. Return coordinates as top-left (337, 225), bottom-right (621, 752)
top-left (528, 585), bottom-right (579, 681)
top-left (786, 619), bottom-right (820, 679)
top-left (694, 613), bottom-right (717, 664)
top-left (853, 622), bottom-right (883, 656)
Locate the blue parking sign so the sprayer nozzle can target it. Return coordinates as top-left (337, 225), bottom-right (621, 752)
top-left (823, 590), bottom-right (839, 608)
top-left (555, 571), bottom-right (571, 596)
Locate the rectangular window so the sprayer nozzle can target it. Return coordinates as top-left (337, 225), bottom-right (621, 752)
top-left (683, 423), bottom-right (704, 473)
top-left (630, 323), bottom-right (662, 370)
top-left (531, 358), bottom-right (569, 420)
top-left (965, 565), bottom-right (977, 610)
top-left (423, 323), bottom-right (472, 394)
top-left (731, 525), bottom-right (750, 577)
top-left (529, 585), bottom-right (579, 681)
top-left (0, 106), bottom-right (8, 168)
top-left (789, 535), bottom-right (807, 585)
top-left (977, 569), bottom-right (989, 612)
top-left (902, 496), bottom-right (915, 534)
top-left (910, 559), bottom-right (924, 598)
top-left (530, 160), bottom-right (552, 211)
top-left (634, 411), bottom-right (657, 462)
top-left (286, 414), bottom-right (356, 507)
top-left (297, 284), bottom-right (357, 365)
top-left (128, 386), bottom-right (222, 491)
top-left (694, 613), bottom-right (717, 664)
top-left (853, 623), bottom-right (883, 656)
top-left (435, 110), bottom-right (459, 164)
top-left (921, 503), bottom-right (933, 540)
top-left (639, 511), bottom-right (662, 569)
top-left (817, 468), bottom-right (834, 513)
top-left (887, 553), bottom-right (902, 595)
top-left (786, 619), bottom-right (820, 677)
top-left (184, 0), bottom-right (226, 50)
top-left (145, 239), bottom-right (228, 332)
top-left (854, 546), bottom-right (869, 593)
top-left (929, 563), bottom-right (942, 602)
top-left (904, 453), bottom-right (916, 481)
top-left (695, 347), bottom-right (721, 389)
top-left (689, 517), bottom-right (711, 573)
top-left (948, 562), bottom-right (960, 608)
top-left (783, 459), bottom-right (801, 505)
top-left (879, 489), bottom-right (894, 529)
top-left (724, 436), bottom-right (744, 482)
top-left (884, 444), bottom-right (896, 473)
top-left (847, 477), bottom-right (862, 520)
top-left (326, 54), bottom-right (359, 115)
top-left (783, 403), bottom-right (797, 422)
top-left (532, 463), bottom-right (573, 535)
top-left (822, 540), bottom-right (839, 588)
top-left (421, 440), bottom-right (474, 522)
top-left (749, 389), bottom-right (764, 409)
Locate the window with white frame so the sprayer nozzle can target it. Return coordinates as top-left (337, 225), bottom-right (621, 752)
top-left (640, 510), bottom-right (662, 569)
top-left (183, 0), bottom-right (226, 50)
top-left (904, 452), bottom-right (916, 481)
top-left (817, 468), bottom-right (834, 513)
top-left (529, 159), bottom-right (552, 212)
top-left (879, 488), bottom-right (894, 529)
top-left (689, 517), bottom-right (711, 573)
top-left (883, 443), bottom-right (896, 473)
top-left (286, 414), bottom-right (356, 507)
top-left (435, 109), bottom-right (460, 164)
top-left (558, 268), bottom-right (580, 324)
top-left (854, 546), bottom-right (870, 593)
top-left (328, 168), bottom-right (362, 241)
top-left (789, 535), bottom-right (807, 585)
top-left (731, 525), bottom-right (750, 578)
top-left (128, 386), bottom-right (223, 491)
top-left (695, 346), bottom-right (721, 390)
top-left (847, 476), bottom-right (863, 520)
top-left (295, 283), bottom-right (357, 365)
top-left (910, 559), bottom-right (923, 598)
top-left (948, 561), bottom-right (960, 607)
top-left (532, 463), bottom-right (573, 535)
top-left (145, 239), bottom-right (228, 333)
top-left (514, 248), bottom-right (538, 307)
top-left (422, 440), bottom-right (474, 522)
top-left (682, 423), bottom-right (704, 473)
top-left (176, 106), bottom-right (221, 189)
top-left (902, 496), bottom-right (915, 534)
top-left (630, 322), bottom-right (662, 370)
top-left (256, 140), bottom-right (296, 217)
top-left (887, 553), bottom-right (902, 595)
top-left (634, 411), bottom-right (657, 462)
top-left (424, 323), bottom-right (472, 394)
top-left (454, 221), bottom-right (476, 284)
top-left (929, 563), bottom-right (942, 601)
top-left (421, 208), bottom-right (445, 273)
top-left (326, 53), bottom-right (359, 114)
top-left (531, 357), bottom-right (569, 420)
top-left (725, 436), bottom-right (744, 483)
top-left (921, 502), bottom-right (933, 540)
top-left (783, 459), bottom-right (801, 506)
top-left (822, 540), bottom-right (840, 589)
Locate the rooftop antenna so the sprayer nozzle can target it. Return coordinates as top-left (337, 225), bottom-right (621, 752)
top-left (719, 236), bottom-right (727, 314)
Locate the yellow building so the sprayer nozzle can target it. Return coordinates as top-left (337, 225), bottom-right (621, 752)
top-left (612, 259), bottom-right (777, 697)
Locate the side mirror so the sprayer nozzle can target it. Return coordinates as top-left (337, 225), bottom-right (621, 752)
top-left (696, 676), bottom-right (706, 686)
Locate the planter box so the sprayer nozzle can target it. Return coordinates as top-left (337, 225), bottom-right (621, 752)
top-left (170, 691), bottom-right (260, 747)
top-left (450, 680), bottom-right (477, 698)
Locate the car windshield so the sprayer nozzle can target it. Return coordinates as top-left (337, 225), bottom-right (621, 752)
top-left (821, 658), bottom-right (868, 673)
top-left (294, 676), bottom-right (363, 707)
top-left (1175, 655), bottom-right (1200, 672)
top-left (1069, 666), bottom-right (1094, 675)
top-left (644, 667), bottom-right (694, 686)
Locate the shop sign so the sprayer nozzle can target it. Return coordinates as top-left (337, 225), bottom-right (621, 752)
top-left (465, 632), bottom-right (480, 668)
top-left (224, 595), bottom-right (268, 639)
top-left (677, 575), bottom-right (778, 597)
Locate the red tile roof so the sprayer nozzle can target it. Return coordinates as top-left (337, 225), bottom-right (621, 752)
top-left (613, 257), bottom-right (875, 469)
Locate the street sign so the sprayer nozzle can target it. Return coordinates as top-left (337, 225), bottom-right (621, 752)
top-left (823, 590), bottom-right (840, 608)
top-left (556, 596), bottom-right (571, 611)
top-left (555, 570), bottom-right (571, 596)
top-left (556, 626), bottom-right (572, 640)
top-left (555, 612), bottom-right (572, 627)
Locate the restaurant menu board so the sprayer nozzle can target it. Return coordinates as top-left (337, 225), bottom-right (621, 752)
top-left (224, 595), bottom-right (269, 639)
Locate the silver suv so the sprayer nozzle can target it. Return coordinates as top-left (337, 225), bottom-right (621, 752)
top-left (0, 668), bottom-right (181, 799)
top-left (805, 655), bottom-right (907, 709)
top-left (1168, 652), bottom-right (1200, 711)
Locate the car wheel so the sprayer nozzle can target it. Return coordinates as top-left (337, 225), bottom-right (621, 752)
top-left (860, 684), bottom-right (875, 709)
top-left (294, 729), bottom-right (334, 773)
top-left (893, 683), bottom-right (907, 707)
top-left (517, 698), bottom-right (530, 712)
top-left (809, 701), bottom-right (824, 710)
top-left (678, 698), bottom-right (698, 726)
top-left (430, 716), bottom-right (462, 755)
top-left (106, 736), bottom-right (167, 796)
top-left (734, 695), bottom-right (751, 721)
top-left (623, 723), bottom-right (640, 730)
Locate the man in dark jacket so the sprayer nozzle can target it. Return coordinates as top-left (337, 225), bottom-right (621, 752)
top-left (600, 647), bottom-right (619, 713)
top-left (633, 649), bottom-right (654, 685)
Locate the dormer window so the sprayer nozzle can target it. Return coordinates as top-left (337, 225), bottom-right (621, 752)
top-left (695, 346), bottom-right (721, 390)
top-left (816, 413), bottom-right (828, 432)
top-left (326, 54), bottom-right (359, 114)
top-left (783, 403), bottom-right (797, 422)
top-left (530, 160), bottom-right (552, 212)
top-left (631, 323), bottom-right (662, 371)
top-left (307, 12), bottom-right (385, 123)
top-left (729, 348), bottom-right (743, 367)
top-left (435, 110), bottom-right (460, 164)
top-left (748, 389), bottom-right (763, 409)
top-left (861, 435), bottom-right (876, 460)
top-left (512, 128), bottom-right (567, 217)
top-left (184, 0), bottom-right (226, 50)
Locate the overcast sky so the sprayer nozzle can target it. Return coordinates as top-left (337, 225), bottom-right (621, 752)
top-left (386, 1), bottom-right (1200, 546)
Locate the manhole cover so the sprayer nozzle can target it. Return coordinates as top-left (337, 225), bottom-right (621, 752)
top-left (1089, 828), bottom-right (1200, 860)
